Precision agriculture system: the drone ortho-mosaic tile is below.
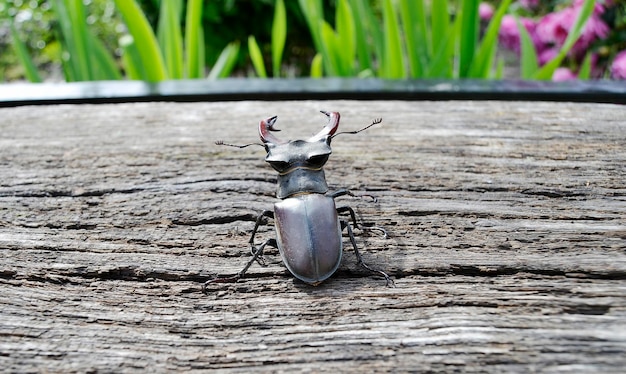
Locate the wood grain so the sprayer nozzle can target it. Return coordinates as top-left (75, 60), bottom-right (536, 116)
top-left (1, 100), bottom-right (625, 372)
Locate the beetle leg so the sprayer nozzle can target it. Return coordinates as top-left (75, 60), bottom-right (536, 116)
top-left (202, 238), bottom-right (278, 293)
top-left (336, 205), bottom-right (387, 239)
top-left (249, 210), bottom-right (275, 266)
top-left (329, 188), bottom-right (354, 199)
top-left (202, 210), bottom-right (276, 293)
top-left (329, 189), bottom-right (378, 203)
top-left (340, 219), bottom-right (395, 287)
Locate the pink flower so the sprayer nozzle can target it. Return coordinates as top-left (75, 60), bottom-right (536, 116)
top-left (536, 3), bottom-right (610, 62)
top-left (552, 67), bottom-right (578, 81)
top-left (519, 0), bottom-right (539, 10)
top-left (574, 0), bottom-right (612, 15)
top-left (499, 15), bottom-right (537, 54)
top-left (611, 50), bottom-right (626, 80)
top-left (538, 48), bottom-right (559, 66)
top-left (479, 2), bottom-right (494, 21)
top-left (572, 14), bottom-right (610, 58)
top-left (536, 11), bottom-right (571, 46)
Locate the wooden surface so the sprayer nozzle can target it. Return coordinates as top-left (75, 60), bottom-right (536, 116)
top-left (1, 100), bottom-right (625, 372)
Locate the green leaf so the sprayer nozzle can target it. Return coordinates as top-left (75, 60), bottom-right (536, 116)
top-left (119, 34), bottom-right (146, 80)
top-left (51, 0), bottom-right (79, 80)
top-left (458, 0), bottom-right (479, 77)
top-left (88, 33), bottom-right (122, 80)
top-left (271, 0), bottom-right (287, 77)
top-left (66, 0), bottom-right (92, 80)
top-left (517, 17), bottom-right (539, 79)
top-left (354, 0), bottom-right (383, 73)
top-left (208, 41), bottom-right (240, 79)
top-left (381, 0), bottom-right (405, 78)
top-left (184, 0), bottom-right (204, 79)
top-left (425, 27), bottom-right (455, 78)
top-left (157, 0), bottom-right (183, 79)
top-left (468, 0), bottom-right (512, 78)
top-left (399, 0), bottom-right (427, 78)
top-left (431, 0), bottom-right (449, 59)
top-left (495, 57), bottom-right (505, 79)
top-left (10, 21), bottom-right (42, 82)
top-left (298, 0), bottom-right (324, 53)
top-left (319, 20), bottom-right (341, 76)
top-left (533, 0), bottom-right (596, 80)
top-left (310, 53), bottom-right (323, 78)
top-left (348, 0), bottom-right (372, 71)
top-left (114, 0), bottom-right (168, 81)
top-left (429, 0), bottom-right (455, 78)
top-left (578, 52), bottom-right (593, 80)
top-left (248, 35), bottom-right (267, 78)
top-left (335, 0), bottom-right (356, 76)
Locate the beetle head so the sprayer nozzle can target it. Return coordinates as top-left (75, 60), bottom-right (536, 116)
top-left (260, 111), bottom-right (339, 174)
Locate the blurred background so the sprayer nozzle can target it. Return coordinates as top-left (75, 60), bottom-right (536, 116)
top-left (1, 0), bottom-right (624, 83)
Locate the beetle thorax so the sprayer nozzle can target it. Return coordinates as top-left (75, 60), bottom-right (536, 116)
top-left (265, 137), bottom-right (331, 199)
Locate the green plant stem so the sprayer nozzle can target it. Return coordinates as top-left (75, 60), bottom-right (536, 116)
top-left (381, 0), bottom-right (405, 78)
top-left (10, 21), bottom-right (42, 82)
top-left (157, 0), bottom-right (184, 79)
top-left (185, 0), bottom-right (204, 78)
top-left (272, 0), bottom-right (287, 77)
top-left (248, 35), bottom-right (267, 78)
top-left (114, 0), bottom-right (168, 81)
top-left (533, 0), bottom-right (596, 80)
top-left (458, 0), bottom-right (479, 78)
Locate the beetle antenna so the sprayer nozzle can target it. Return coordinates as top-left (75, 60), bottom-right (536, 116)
top-left (215, 140), bottom-right (264, 148)
top-left (331, 118), bottom-right (382, 138)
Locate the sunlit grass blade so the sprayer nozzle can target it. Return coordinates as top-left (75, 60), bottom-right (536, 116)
top-left (348, 0), bottom-right (372, 71)
top-left (300, 0), bottom-right (339, 75)
top-left (157, 0), bottom-right (183, 79)
top-left (358, 0), bottom-right (384, 72)
top-left (310, 53), bottom-right (323, 78)
top-left (425, 27), bottom-right (455, 78)
top-left (431, 0), bottom-right (449, 59)
top-left (319, 20), bottom-right (341, 76)
top-left (248, 35), bottom-right (267, 78)
top-left (89, 33), bottom-right (122, 80)
top-left (184, 0), bottom-right (203, 79)
top-left (468, 0), bottom-right (512, 78)
top-left (578, 52), bottom-right (593, 79)
top-left (381, 0), bottom-right (405, 78)
top-left (517, 17), bottom-right (539, 79)
top-left (335, 0), bottom-right (356, 76)
top-left (271, 0), bottom-right (286, 77)
top-left (197, 23), bottom-right (206, 77)
top-left (51, 0), bottom-right (79, 80)
top-left (533, 0), bottom-right (596, 80)
top-left (207, 41), bottom-right (240, 79)
top-left (68, 0), bottom-right (93, 80)
top-left (114, 0), bottom-right (167, 81)
top-left (458, 0), bottom-right (479, 77)
top-left (430, 0), bottom-right (455, 77)
top-left (119, 34), bottom-right (146, 80)
top-left (10, 21), bottom-right (42, 82)
top-left (495, 58), bottom-right (505, 79)
top-left (298, 0), bottom-right (324, 53)
top-left (399, 0), bottom-right (427, 78)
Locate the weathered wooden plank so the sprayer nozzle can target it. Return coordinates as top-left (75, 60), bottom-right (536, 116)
top-left (1, 101), bottom-right (625, 372)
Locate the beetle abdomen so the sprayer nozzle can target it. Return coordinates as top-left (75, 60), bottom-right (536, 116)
top-left (274, 194), bottom-right (342, 285)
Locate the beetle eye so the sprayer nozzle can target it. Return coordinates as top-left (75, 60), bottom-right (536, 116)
top-left (268, 161), bottom-right (290, 171)
top-left (307, 154), bottom-right (329, 166)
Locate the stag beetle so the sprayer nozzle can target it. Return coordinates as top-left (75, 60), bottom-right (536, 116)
top-left (203, 111), bottom-right (393, 292)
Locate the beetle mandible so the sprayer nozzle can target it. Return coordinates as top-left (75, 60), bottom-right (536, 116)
top-left (203, 111), bottom-right (393, 292)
